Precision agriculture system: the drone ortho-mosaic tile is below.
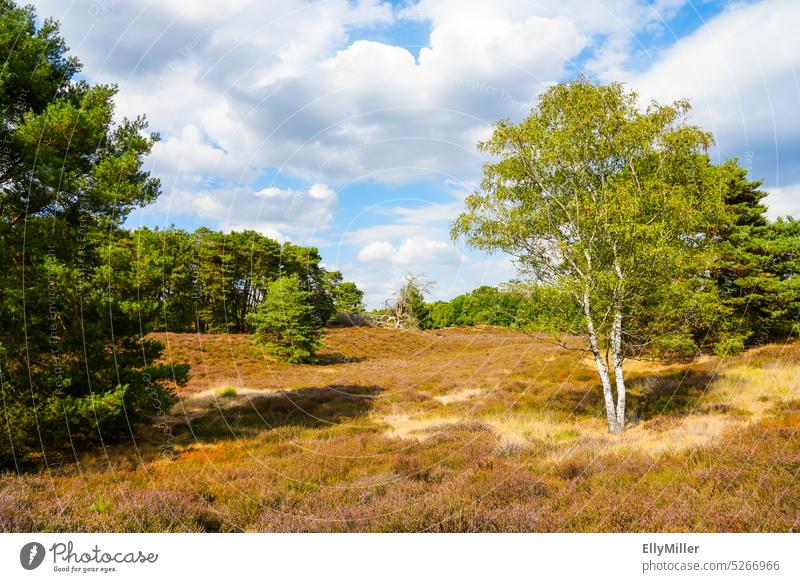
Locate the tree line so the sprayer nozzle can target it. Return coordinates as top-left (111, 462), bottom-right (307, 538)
top-left (123, 227), bottom-right (363, 334)
top-left (0, 3), bottom-right (362, 467)
top-left (415, 173), bottom-right (800, 359)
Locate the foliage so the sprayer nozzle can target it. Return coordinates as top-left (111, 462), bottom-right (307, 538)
top-left (384, 274), bottom-right (433, 329)
top-left (710, 163), bottom-right (800, 346)
top-left (127, 227), bottom-right (359, 332)
top-left (713, 335), bottom-right (747, 358)
top-left (452, 78), bottom-right (731, 432)
top-left (405, 281), bottom-right (431, 329)
top-left (0, 2), bottom-right (185, 467)
top-left (333, 281), bottom-right (365, 315)
top-left (247, 275), bottom-right (324, 363)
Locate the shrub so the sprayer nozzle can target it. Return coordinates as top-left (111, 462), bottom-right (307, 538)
top-left (247, 275), bottom-right (324, 363)
top-left (0, 362), bottom-right (180, 468)
top-left (714, 334), bottom-right (746, 358)
top-left (652, 333), bottom-right (699, 359)
top-left (429, 301), bottom-right (456, 328)
top-left (332, 281), bottom-right (365, 316)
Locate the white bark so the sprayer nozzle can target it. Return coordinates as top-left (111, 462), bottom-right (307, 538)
top-left (610, 248), bottom-right (626, 431)
top-left (582, 289), bottom-right (620, 433)
top-left (611, 309), bottom-right (626, 430)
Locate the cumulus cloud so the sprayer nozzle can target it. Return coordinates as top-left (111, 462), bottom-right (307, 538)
top-left (627, 0), bottom-right (800, 197)
top-left (36, 0), bottom-right (396, 186)
top-left (150, 124), bottom-right (255, 185)
top-left (37, 0), bottom-right (703, 191)
top-left (357, 241), bottom-right (396, 262)
top-left (395, 238), bottom-right (462, 266)
top-left (383, 201), bottom-right (464, 224)
top-left (135, 182), bottom-right (337, 241)
top-left (765, 183), bottom-right (800, 220)
top-left (357, 237), bottom-right (462, 266)
top-left (36, 0), bottom-right (592, 188)
top-left (237, 12), bottom-right (586, 183)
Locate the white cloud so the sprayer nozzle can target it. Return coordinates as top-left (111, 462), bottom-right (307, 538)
top-left (627, 0), bottom-right (800, 184)
top-left (357, 237), bottom-right (462, 266)
top-left (243, 11), bottom-right (586, 184)
top-left (344, 223), bottom-right (446, 247)
top-left (407, 0), bottom-right (687, 82)
top-left (35, 0), bottom-right (593, 188)
top-left (37, 0), bottom-right (707, 193)
top-left (41, 0), bottom-right (780, 192)
top-left (134, 182), bottom-right (337, 241)
top-left (149, 124), bottom-right (254, 185)
top-left (351, 232), bottom-right (466, 307)
top-left (357, 241), bottom-right (396, 262)
top-left (384, 201), bottom-right (464, 224)
top-left (764, 183), bottom-right (800, 220)
top-left (395, 238), bottom-right (462, 266)
top-left (36, 0), bottom-right (397, 186)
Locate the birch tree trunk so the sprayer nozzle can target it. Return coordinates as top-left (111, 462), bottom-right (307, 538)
top-left (611, 249), bottom-right (626, 430)
top-left (610, 309), bottom-right (626, 430)
top-left (582, 289), bottom-right (620, 433)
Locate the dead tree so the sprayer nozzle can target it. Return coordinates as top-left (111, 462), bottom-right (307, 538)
top-left (383, 274), bottom-right (434, 330)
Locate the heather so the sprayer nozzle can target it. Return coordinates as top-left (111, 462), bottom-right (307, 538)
top-left (2, 328), bottom-right (797, 532)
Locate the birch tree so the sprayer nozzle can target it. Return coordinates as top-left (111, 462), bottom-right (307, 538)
top-left (452, 79), bottom-right (729, 433)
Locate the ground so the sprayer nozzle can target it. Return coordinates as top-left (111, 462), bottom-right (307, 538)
top-left (2, 327), bottom-right (799, 532)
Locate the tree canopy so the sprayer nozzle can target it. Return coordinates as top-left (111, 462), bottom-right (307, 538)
top-left (453, 78), bottom-right (732, 432)
top-left (247, 275), bottom-right (324, 363)
top-left (0, 1), bottom-right (179, 466)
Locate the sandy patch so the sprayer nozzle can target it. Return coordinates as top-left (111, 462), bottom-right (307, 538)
top-left (380, 408), bottom-right (746, 456)
top-left (380, 413), bottom-right (463, 440)
top-left (432, 388), bottom-right (485, 405)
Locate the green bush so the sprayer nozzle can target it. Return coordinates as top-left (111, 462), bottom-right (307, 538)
top-left (405, 282), bottom-right (431, 329)
top-left (332, 281), bottom-right (365, 316)
top-left (0, 375), bottom-right (178, 467)
top-left (713, 335), bottom-right (746, 358)
top-left (247, 275), bottom-right (324, 363)
top-left (429, 302), bottom-right (457, 328)
top-left (652, 334), bottom-right (699, 359)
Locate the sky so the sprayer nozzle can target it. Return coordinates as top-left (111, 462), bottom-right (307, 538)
top-left (32, 0), bottom-right (800, 307)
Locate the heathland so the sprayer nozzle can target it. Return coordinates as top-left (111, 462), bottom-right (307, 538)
top-left (2, 327), bottom-right (798, 532)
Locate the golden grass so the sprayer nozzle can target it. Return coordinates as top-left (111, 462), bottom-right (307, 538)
top-left (2, 327), bottom-right (799, 532)
top-left (431, 387), bottom-right (485, 404)
top-left (156, 328), bottom-right (800, 467)
top-left (705, 364), bottom-right (800, 415)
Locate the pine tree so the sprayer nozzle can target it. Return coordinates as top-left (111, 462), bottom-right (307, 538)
top-left (0, 2), bottom-right (184, 466)
top-left (247, 275), bottom-right (324, 363)
top-left (712, 161), bottom-right (800, 347)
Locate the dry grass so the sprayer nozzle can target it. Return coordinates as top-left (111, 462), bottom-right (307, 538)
top-left (1, 327), bottom-right (799, 532)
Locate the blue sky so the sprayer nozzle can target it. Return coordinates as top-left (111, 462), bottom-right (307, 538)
top-left (34, 0), bottom-right (800, 307)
